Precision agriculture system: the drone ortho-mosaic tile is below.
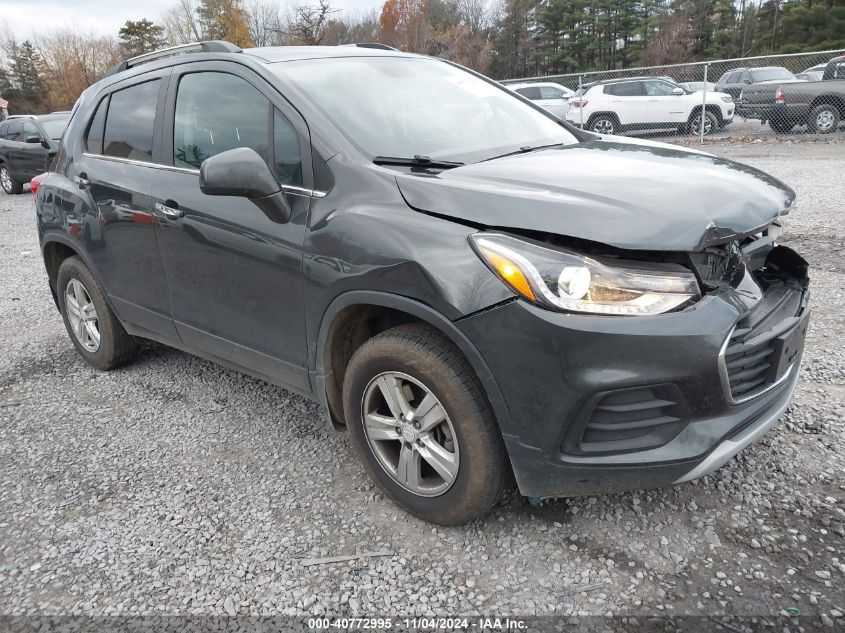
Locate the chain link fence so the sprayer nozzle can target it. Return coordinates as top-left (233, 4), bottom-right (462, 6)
top-left (501, 49), bottom-right (845, 145)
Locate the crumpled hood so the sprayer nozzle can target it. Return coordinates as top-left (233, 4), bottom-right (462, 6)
top-left (395, 137), bottom-right (795, 251)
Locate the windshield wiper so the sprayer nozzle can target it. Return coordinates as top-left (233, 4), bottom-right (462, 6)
top-left (372, 155), bottom-right (464, 170)
top-left (482, 142), bottom-right (566, 162)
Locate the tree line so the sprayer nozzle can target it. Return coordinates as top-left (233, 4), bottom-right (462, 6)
top-left (1, 0), bottom-right (843, 113)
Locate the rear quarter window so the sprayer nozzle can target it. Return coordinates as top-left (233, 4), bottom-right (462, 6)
top-left (85, 97), bottom-right (109, 154)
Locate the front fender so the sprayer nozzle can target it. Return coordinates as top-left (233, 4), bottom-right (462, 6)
top-left (311, 290), bottom-right (516, 439)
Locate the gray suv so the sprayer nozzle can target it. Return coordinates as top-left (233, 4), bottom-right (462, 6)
top-left (35, 41), bottom-right (810, 524)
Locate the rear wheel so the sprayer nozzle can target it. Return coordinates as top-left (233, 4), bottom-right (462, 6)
top-left (0, 165), bottom-right (22, 195)
top-left (769, 117), bottom-right (794, 134)
top-left (808, 103), bottom-right (840, 134)
top-left (589, 115), bottom-right (618, 135)
top-left (57, 256), bottom-right (137, 370)
top-left (342, 324), bottom-right (507, 525)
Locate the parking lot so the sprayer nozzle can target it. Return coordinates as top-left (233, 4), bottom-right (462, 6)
top-left (0, 138), bottom-right (843, 623)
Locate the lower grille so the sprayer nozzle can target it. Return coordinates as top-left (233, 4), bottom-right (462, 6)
top-left (724, 330), bottom-right (778, 400)
top-left (579, 385), bottom-right (688, 454)
top-left (722, 277), bottom-right (806, 402)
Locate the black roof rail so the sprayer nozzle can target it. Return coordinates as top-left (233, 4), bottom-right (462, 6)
top-left (341, 43), bottom-right (398, 51)
top-left (106, 41), bottom-right (242, 77)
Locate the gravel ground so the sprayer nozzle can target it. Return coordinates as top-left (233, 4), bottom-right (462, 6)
top-left (1, 141), bottom-right (843, 623)
top-left (640, 116), bottom-right (845, 144)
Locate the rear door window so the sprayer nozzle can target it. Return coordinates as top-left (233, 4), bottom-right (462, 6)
top-left (605, 81), bottom-right (645, 96)
top-left (103, 79), bottom-right (160, 162)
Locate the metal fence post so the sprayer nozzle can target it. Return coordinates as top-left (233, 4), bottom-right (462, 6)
top-left (578, 75), bottom-right (583, 129)
top-left (700, 63), bottom-right (709, 145)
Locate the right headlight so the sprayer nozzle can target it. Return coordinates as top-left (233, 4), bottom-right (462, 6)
top-left (470, 233), bottom-right (700, 316)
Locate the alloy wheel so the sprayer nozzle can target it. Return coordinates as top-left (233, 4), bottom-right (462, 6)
top-left (816, 109), bottom-right (835, 132)
top-left (0, 167), bottom-right (12, 193)
top-left (65, 278), bottom-right (101, 352)
top-left (691, 113), bottom-right (713, 136)
top-left (361, 371), bottom-right (459, 497)
top-left (592, 118), bottom-right (615, 135)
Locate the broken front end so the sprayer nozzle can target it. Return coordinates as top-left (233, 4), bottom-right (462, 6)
top-left (456, 224), bottom-right (810, 499)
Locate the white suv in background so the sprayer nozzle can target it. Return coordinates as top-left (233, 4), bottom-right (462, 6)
top-left (508, 82), bottom-right (574, 118)
top-left (565, 77), bottom-right (735, 136)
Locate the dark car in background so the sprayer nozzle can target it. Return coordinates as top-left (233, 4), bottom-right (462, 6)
top-left (0, 113), bottom-right (70, 194)
top-left (714, 66), bottom-right (803, 112)
top-left (741, 56), bottom-right (845, 133)
top-left (35, 42), bottom-right (809, 525)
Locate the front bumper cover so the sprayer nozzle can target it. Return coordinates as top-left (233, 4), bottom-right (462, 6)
top-left (457, 262), bottom-right (809, 499)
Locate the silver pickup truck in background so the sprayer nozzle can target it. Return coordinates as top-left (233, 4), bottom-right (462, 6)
top-left (741, 55), bottom-right (845, 133)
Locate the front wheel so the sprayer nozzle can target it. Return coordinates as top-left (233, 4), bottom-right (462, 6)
top-left (342, 324), bottom-right (508, 525)
top-left (0, 165), bottom-right (22, 195)
top-left (808, 103), bottom-right (840, 134)
top-left (688, 110), bottom-right (719, 136)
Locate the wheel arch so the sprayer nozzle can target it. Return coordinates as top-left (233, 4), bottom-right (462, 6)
top-left (41, 234), bottom-right (108, 311)
top-left (809, 95), bottom-right (845, 116)
top-left (312, 291), bottom-right (515, 440)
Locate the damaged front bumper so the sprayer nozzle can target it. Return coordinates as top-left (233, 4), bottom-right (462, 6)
top-left (456, 243), bottom-right (810, 499)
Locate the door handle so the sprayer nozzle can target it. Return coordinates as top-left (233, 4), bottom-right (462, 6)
top-left (154, 201), bottom-right (184, 219)
top-left (74, 174), bottom-right (90, 189)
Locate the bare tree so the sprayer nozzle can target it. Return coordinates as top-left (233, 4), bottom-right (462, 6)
top-left (245, 0), bottom-right (283, 46)
top-left (35, 29), bottom-right (120, 110)
top-left (161, 0), bottom-right (203, 45)
top-left (283, 0), bottom-right (338, 45)
top-left (458, 0), bottom-right (490, 34)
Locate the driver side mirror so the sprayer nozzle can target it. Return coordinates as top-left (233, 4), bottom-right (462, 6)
top-left (672, 87), bottom-right (685, 95)
top-left (199, 147), bottom-right (291, 224)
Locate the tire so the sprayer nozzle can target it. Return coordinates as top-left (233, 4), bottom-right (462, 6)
top-left (342, 323), bottom-right (507, 525)
top-left (688, 109), bottom-right (719, 136)
top-left (0, 164), bottom-right (22, 195)
top-left (57, 256), bottom-right (137, 370)
top-left (808, 103), bottom-right (840, 134)
top-left (769, 117), bottom-right (794, 134)
top-left (589, 114), bottom-right (618, 135)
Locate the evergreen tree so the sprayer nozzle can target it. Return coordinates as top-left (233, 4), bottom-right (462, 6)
top-left (5, 41), bottom-right (48, 113)
top-left (118, 19), bottom-right (165, 58)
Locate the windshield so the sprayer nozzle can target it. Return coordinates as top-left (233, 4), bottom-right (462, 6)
top-left (40, 116), bottom-right (70, 140)
top-left (273, 56), bottom-right (577, 162)
top-left (751, 68), bottom-right (795, 82)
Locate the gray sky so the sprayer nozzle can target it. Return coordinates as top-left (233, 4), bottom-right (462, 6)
top-left (2, 0), bottom-right (385, 41)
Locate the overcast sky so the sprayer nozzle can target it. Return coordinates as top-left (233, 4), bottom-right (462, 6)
top-left (2, 0), bottom-right (385, 41)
